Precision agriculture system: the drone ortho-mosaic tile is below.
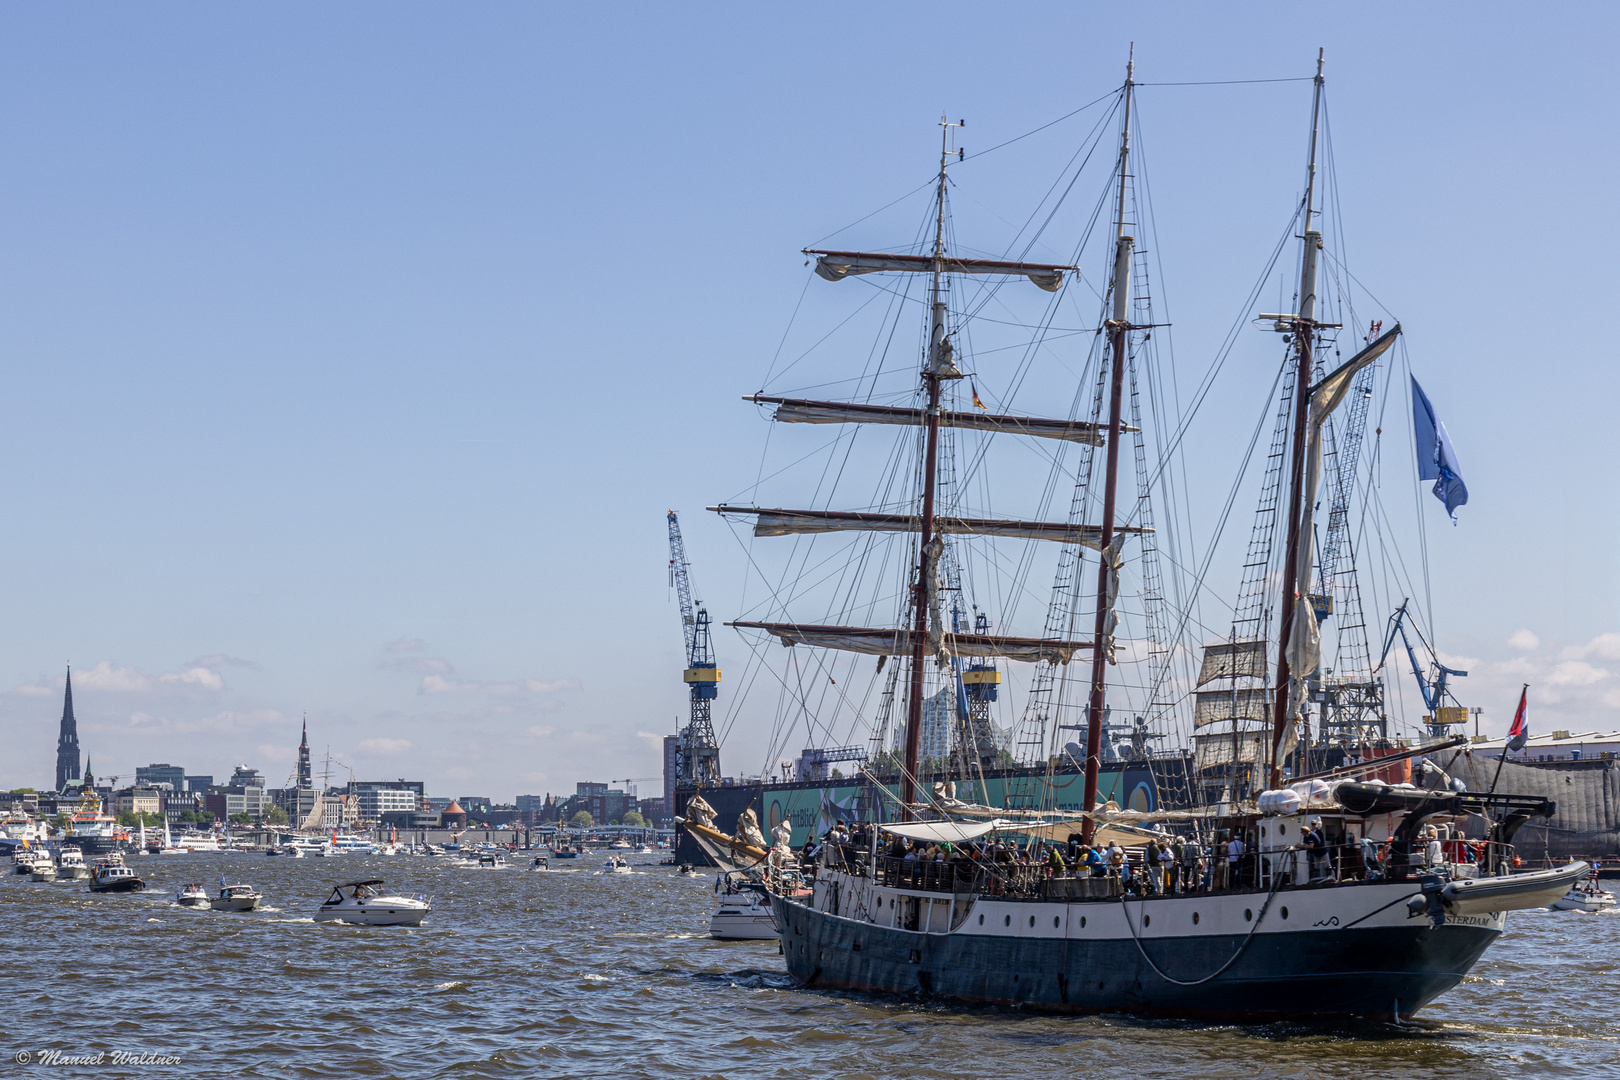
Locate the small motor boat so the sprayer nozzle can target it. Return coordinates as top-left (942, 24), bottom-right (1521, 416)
top-left (89, 856), bottom-right (145, 894)
top-left (1553, 875), bottom-right (1617, 912)
top-left (30, 862), bottom-right (58, 883)
top-left (1437, 860), bottom-right (1590, 916)
top-left (56, 849), bottom-right (90, 880)
top-left (604, 855), bottom-right (631, 873)
top-left (210, 883), bottom-right (263, 912)
top-left (476, 852), bottom-right (507, 869)
top-left (315, 879), bottom-right (430, 927)
top-left (528, 856), bottom-right (550, 871)
top-left (176, 883), bottom-right (210, 907)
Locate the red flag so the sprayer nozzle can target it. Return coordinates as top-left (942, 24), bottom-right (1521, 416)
top-left (1507, 685), bottom-right (1529, 752)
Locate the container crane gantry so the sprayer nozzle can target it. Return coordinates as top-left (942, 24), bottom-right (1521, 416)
top-left (667, 511), bottom-right (721, 786)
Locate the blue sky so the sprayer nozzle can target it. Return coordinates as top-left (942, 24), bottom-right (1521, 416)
top-left (1, 4), bottom-right (1615, 798)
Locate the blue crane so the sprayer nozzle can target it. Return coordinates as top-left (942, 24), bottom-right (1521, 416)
top-left (667, 511), bottom-right (721, 786)
top-left (1376, 599), bottom-right (1468, 738)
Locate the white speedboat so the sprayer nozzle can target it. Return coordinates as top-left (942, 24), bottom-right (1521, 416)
top-left (56, 849), bottom-right (90, 880)
top-left (315, 879), bottom-right (430, 927)
top-left (528, 856), bottom-right (550, 871)
top-left (476, 852), bottom-right (507, 869)
top-left (210, 884), bottom-right (263, 912)
top-left (176, 883), bottom-right (210, 907)
top-left (89, 857), bottom-right (145, 894)
top-left (13, 849), bottom-right (45, 875)
top-left (604, 855), bottom-right (631, 873)
top-left (30, 861), bottom-right (58, 883)
top-left (609, 839), bottom-right (632, 851)
top-left (1553, 877), bottom-right (1617, 913)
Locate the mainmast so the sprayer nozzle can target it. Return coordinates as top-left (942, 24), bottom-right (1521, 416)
top-left (1269, 49), bottom-right (1326, 790)
top-left (1080, 54), bottom-right (1135, 841)
top-left (902, 117), bottom-right (965, 817)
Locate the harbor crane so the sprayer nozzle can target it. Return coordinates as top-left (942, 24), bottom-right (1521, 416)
top-left (667, 511), bottom-right (721, 786)
top-left (1377, 599), bottom-right (1469, 739)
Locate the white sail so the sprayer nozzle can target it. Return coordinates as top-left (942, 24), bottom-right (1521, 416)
top-left (805, 249), bottom-right (1075, 292)
top-left (730, 621), bottom-right (1089, 664)
top-left (1196, 640), bottom-right (1269, 686)
top-left (747, 395), bottom-right (1118, 446)
top-left (712, 505), bottom-right (1146, 548)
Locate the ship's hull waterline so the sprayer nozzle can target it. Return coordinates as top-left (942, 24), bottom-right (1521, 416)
top-left (771, 885), bottom-right (1503, 1022)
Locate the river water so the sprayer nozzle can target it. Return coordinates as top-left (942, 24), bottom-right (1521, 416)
top-left (3, 852), bottom-right (1615, 1078)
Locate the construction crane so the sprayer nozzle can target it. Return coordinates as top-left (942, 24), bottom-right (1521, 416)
top-left (1377, 599), bottom-right (1468, 739)
top-left (667, 510), bottom-right (721, 786)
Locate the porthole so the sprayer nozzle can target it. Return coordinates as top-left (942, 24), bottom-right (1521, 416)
top-left (1143, 914), bottom-right (1151, 927)
top-left (1080, 916), bottom-right (1087, 929)
top-left (1192, 912), bottom-right (1200, 925)
top-left (1053, 916), bottom-right (1061, 928)
top-left (1029, 915), bottom-right (1036, 927)
top-left (1244, 908), bottom-right (1253, 922)
top-left (1005, 915), bottom-right (1011, 927)
top-left (978, 913), bottom-right (984, 925)
top-left (1279, 824), bottom-right (1286, 835)
top-left (1281, 906), bottom-right (1289, 920)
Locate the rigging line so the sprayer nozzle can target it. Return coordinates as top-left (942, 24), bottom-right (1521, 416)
top-left (1140, 356), bottom-right (1289, 716)
top-left (961, 89), bottom-right (1118, 160)
top-left (804, 177), bottom-right (938, 250)
top-left (760, 271), bottom-right (816, 389)
top-left (1136, 77), bottom-right (1313, 87)
top-left (762, 285), bottom-right (890, 390)
top-left (1119, 203), bottom-right (1303, 529)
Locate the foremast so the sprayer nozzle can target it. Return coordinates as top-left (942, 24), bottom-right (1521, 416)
top-left (903, 118), bottom-right (964, 817)
top-left (1080, 53), bottom-right (1135, 841)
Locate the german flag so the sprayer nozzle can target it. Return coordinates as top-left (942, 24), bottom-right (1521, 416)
top-left (971, 382), bottom-right (988, 410)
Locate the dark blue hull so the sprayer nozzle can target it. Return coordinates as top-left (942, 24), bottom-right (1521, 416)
top-left (772, 894), bottom-right (1498, 1021)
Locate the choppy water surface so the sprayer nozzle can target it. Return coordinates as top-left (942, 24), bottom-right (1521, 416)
top-left (3, 853), bottom-right (1615, 1078)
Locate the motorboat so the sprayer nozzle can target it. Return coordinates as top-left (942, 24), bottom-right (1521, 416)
top-left (550, 844), bottom-right (580, 860)
top-left (210, 883), bottom-right (263, 912)
top-left (528, 856), bottom-right (550, 871)
top-left (89, 856), bottom-right (145, 894)
top-left (604, 855), bottom-right (631, 873)
top-left (176, 883), bottom-right (210, 907)
top-left (1553, 875), bottom-right (1617, 913)
top-left (710, 877), bottom-right (778, 940)
top-left (56, 849), bottom-right (90, 880)
top-left (476, 852), bottom-right (507, 869)
top-left (1437, 861), bottom-right (1591, 916)
top-left (12, 849), bottom-right (45, 875)
top-left (315, 879), bottom-right (430, 927)
top-left (30, 861), bottom-right (59, 883)
top-left (609, 839), bottom-right (632, 851)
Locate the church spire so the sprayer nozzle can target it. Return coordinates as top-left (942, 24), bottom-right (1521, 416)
top-left (55, 664), bottom-right (81, 793)
top-left (297, 714), bottom-right (312, 789)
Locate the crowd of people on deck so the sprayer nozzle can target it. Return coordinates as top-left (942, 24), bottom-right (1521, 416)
top-left (793, 813), bottom-right (1488, 895)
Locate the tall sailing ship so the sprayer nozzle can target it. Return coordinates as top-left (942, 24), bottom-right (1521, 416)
top-left (691, 51), bottom-right (1585, 1020)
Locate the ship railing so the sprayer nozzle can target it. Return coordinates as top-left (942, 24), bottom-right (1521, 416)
top-left (875, 856), bottom-right (982, 895)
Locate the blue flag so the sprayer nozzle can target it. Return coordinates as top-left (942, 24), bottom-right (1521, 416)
top-left (1411, 377), bottom-right (1468, 521)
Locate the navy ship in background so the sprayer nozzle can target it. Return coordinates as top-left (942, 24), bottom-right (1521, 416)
top-left (677, 50), bottom-right (1590, 1020)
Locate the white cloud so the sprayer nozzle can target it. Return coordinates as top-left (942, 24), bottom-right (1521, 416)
top-left (13, 683), bottom-right (52, 697)
top-left (386, 638), bottom-right (427, 654)
top-left (160, 667), bottom-right (224, 691)
top-left (74, 661), bottom-right (153, 693)
top-left (1507, 628), bottom-right (1540, 651)
top-left (528, 726), bottom-right (555, 738)
top-left (1451, 631), bottom-right (1620, 737)
top-left (359, 738), bottom-right (413, 755)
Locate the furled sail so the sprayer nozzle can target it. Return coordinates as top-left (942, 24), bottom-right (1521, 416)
top-left (729, 621), bottom-right (1089, 664)
top-left (711, 505), bottom-right (1149, 549)
top-left (747, 396), bottom-right (1118, 446)
top-left (1195, 640), bottom-right (1269, 687)
top-left (803, 249), bottom-right (1076, 292)
top-left (1193, 688), bottom-right (1273, 729)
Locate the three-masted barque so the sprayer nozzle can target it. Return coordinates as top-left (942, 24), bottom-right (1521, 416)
top-left (713, 51), bottom-right (1582, 1020)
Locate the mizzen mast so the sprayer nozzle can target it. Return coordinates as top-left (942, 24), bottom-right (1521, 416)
top-left (1080, 52), bottom-right (1135, 841)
